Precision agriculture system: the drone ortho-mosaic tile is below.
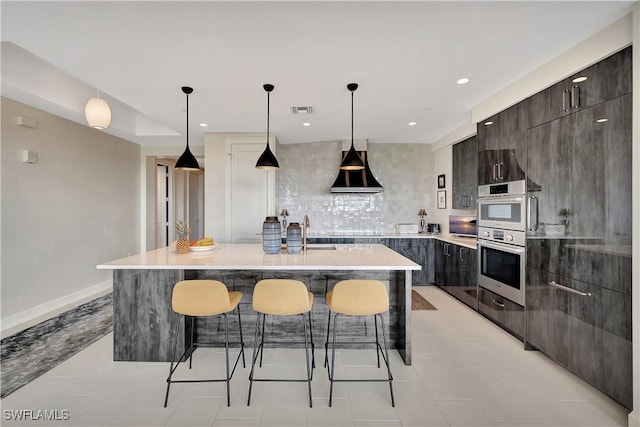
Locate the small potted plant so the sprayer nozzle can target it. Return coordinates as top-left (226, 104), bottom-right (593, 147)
top-left (175, 220), bottom-right (191, 254)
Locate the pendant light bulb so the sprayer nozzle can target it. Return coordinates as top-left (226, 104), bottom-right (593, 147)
top-left (175, 86), bottom-right (200, 171)
top-left (340, 82), bottom-right (364, 171)
top-left (256, 83), bottom-right (279, 170)
top-left (85, 96), bottom-right (111, 130)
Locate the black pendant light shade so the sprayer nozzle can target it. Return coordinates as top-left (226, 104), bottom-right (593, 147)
top-left (340, 83), bottom-right (365, 171)
top-left (175, 86), bottom-right (200, 171)
top-left (256, 84), bottom-right (279, 169)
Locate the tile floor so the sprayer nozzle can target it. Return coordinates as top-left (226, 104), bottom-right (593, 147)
top-left (0, 287), bottom-right (630, 426)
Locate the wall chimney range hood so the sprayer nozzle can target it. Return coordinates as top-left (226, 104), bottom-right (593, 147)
top-left (330, 140), bottom-right (384, 193)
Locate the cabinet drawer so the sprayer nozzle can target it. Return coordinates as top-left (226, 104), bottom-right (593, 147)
top-left (477, 287), bottom-right (524, 340)
top-left (526, 267), bottom-right (632, 409)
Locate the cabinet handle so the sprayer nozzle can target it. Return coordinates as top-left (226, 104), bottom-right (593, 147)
top-left (463, 196), bottom-right (470, 207)
top-left (527, 196), bottom-right (538, 232)
top-left (492, 164), bottom-right (497, 182)
top-left (571, 85), bottom-right (580, 109)
top-left (491, 298), bottom-right (505, 308)
top-left (459, 248), bottom-right (465, 262)
top-left (444, 243), bottom-right (450, 256)
top-left (497, 163), bottom-right (503, 181)
top-left (562, 89), bottom-right (571, 112)
top-left (549, 280), bottom-right (592, 297)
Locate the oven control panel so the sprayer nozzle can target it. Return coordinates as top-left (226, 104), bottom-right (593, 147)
top-left (478, 226), bottom-right (526, 246)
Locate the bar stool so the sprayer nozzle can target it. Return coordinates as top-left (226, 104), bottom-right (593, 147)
top-left (164, 280), bottom-right (245, 407)
top-left (325, 279), bottom-right (394, 407)
top-left (247, 279), bottom-right (315, 407)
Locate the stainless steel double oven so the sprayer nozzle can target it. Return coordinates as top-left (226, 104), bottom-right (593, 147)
top-left (476, 180), bottom-right (527, 306)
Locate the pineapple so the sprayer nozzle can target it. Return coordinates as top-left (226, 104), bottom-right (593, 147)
top-left (175, 220), bottom-right (191, 254)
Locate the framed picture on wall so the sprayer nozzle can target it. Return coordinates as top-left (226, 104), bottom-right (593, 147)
top-left (437, 174), bottom-right (446, 189)
top-left (437, 190), bottom-right (446, 209)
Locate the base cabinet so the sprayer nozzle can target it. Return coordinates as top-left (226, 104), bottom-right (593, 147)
top-left (434, 240), bottom-right (477, 309)
top-left (477, 287), bottom-right (524, 340)
top-left (526, 266), bottom-right (632, 409)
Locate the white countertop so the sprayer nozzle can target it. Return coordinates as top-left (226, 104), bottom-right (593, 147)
top-left (97, 243), bottom-right (422, 271)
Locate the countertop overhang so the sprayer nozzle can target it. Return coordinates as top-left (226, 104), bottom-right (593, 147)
top-left (97, 243), bottom-right (422, 271)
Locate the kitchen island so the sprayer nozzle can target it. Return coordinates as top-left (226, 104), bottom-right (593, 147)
top-left (97, 243), bottom-right (420, 364)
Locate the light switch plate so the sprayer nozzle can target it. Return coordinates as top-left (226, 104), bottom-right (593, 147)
top-left (22, 150), bottom-right (37, 164)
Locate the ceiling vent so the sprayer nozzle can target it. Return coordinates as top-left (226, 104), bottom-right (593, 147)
top-left (291, 106), bottom-right (314, 115)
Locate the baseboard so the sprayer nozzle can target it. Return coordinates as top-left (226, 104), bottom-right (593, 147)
top-left (1, 279), bottom-right (113, 338)
top-left (629, 410), bottom-right (640, 427)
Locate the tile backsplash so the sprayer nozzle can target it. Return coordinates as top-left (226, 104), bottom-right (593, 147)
top-left (276, 141), bottom-right (434, 235)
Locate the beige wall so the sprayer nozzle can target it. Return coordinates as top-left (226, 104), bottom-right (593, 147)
top-left (1, 97), bottom-right (141, 329)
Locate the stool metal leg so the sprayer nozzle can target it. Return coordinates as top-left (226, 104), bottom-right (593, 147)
top-left (163, 314), bottom-right (183, 407)
top-left (302, 313), bottom-right (313, 408)
top-left (324, 309), bottom-right (332, 368)
top-left (189, 316), bottom-right (195, 369)
top-left (328, 313), bottom-right (341, 407)
top-left (247, 313), bottom-right (263, 406)
top-left (237, 305), bottom-right (246, 367)
top-left (374, 315), bottom-right (381, 368)
top-left (377, 313), bottom-right (395, 407)
top-left (259, 314), bottom-right (266, 367)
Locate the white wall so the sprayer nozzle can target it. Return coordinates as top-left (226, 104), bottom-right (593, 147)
top-left (203, 133), bottom-right (270, 243)
top-left (1, 97), bottom-right (141, 332)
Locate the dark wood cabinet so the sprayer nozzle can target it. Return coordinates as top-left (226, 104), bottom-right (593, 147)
top-left (526, 265), bottom-right (632, 409)
top-left (452, 135), bottom-right (478, 209)
top-left (434, 240), bottom-right (477, 309)
top-left (477, 100), bottom-right (527, 185)
top-left (477, 287), bottom-right (524, 340)
top-left (524, 47), bottom-right (632, 409)
top-left (353, 237), bottom-right (434, 285)
top-left (527, 46), bottom-right (632, 128)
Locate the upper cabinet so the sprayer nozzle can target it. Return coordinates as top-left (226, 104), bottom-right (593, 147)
top-left (527, 46), bottom-right (632, 128)
top-left (452, 135), bottom-right (478, 209)
top-left (477, 100), bottom-right (527, 185)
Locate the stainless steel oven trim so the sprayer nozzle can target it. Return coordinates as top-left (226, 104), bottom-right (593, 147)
top-left (477, 239), bottom-right (526, 306)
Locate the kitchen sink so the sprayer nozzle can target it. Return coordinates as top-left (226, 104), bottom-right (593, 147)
top-left (305, 244), bottom-right (337, 250)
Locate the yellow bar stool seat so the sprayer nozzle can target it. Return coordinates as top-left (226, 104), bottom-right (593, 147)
top-left (248, 279), bottom-right (315, 407)
top-left (325, 279), bottom-right (395, 407)
top-left (164, 280), bottom-right (245, 408)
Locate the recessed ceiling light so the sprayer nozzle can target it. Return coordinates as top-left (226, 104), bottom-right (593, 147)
top-left (199, 123), bottom-right (207, 127)
top-left (408, 122), bottom-right (417, 126)
top-left (596, 118), bottom-right (608, 123)
top-left (303, 122), bottom-right (311, 127)
top-left (484, 121), bottom-right (494, 126)
top-left (573, 76), bottom-right (588, 83)
top-left (456, 78), bottom-right (469, 85)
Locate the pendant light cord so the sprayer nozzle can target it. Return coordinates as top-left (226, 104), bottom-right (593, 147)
top-left (185, 92), bottom-right (190, 149)
top-left (266, 91), bottom-right (270, 148)
top-left (351, 89), bottom-right (354, 148)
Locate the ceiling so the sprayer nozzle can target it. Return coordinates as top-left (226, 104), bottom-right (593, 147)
top-left (1, 1), bottom-right (635, 147)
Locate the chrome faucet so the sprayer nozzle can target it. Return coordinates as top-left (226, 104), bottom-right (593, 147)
top-left (302, 214), bottom-right (310, 252)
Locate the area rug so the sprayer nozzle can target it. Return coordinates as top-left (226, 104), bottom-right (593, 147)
top-left (412, 290), bottom-right (437, 310)
top-left (0, 293), bottom-right (113, 398)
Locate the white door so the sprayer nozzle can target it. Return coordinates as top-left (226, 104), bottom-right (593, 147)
top-left (226, 140), bottom-right (275, 243)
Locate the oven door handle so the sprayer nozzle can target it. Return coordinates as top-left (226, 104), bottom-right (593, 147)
top-left (478, 240), bottom-right (525, 254)
top-left (527, 196), bottom-right (538, 232)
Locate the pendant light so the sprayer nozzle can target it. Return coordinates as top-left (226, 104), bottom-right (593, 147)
top-left (175, 86), bottom-right (200, 170)
top-left (340, 83), bottom-right (364, 171)
top-left (255, 83), bottom-right (279, 169)
top-left (84, 94), bottom-right (111, 130)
